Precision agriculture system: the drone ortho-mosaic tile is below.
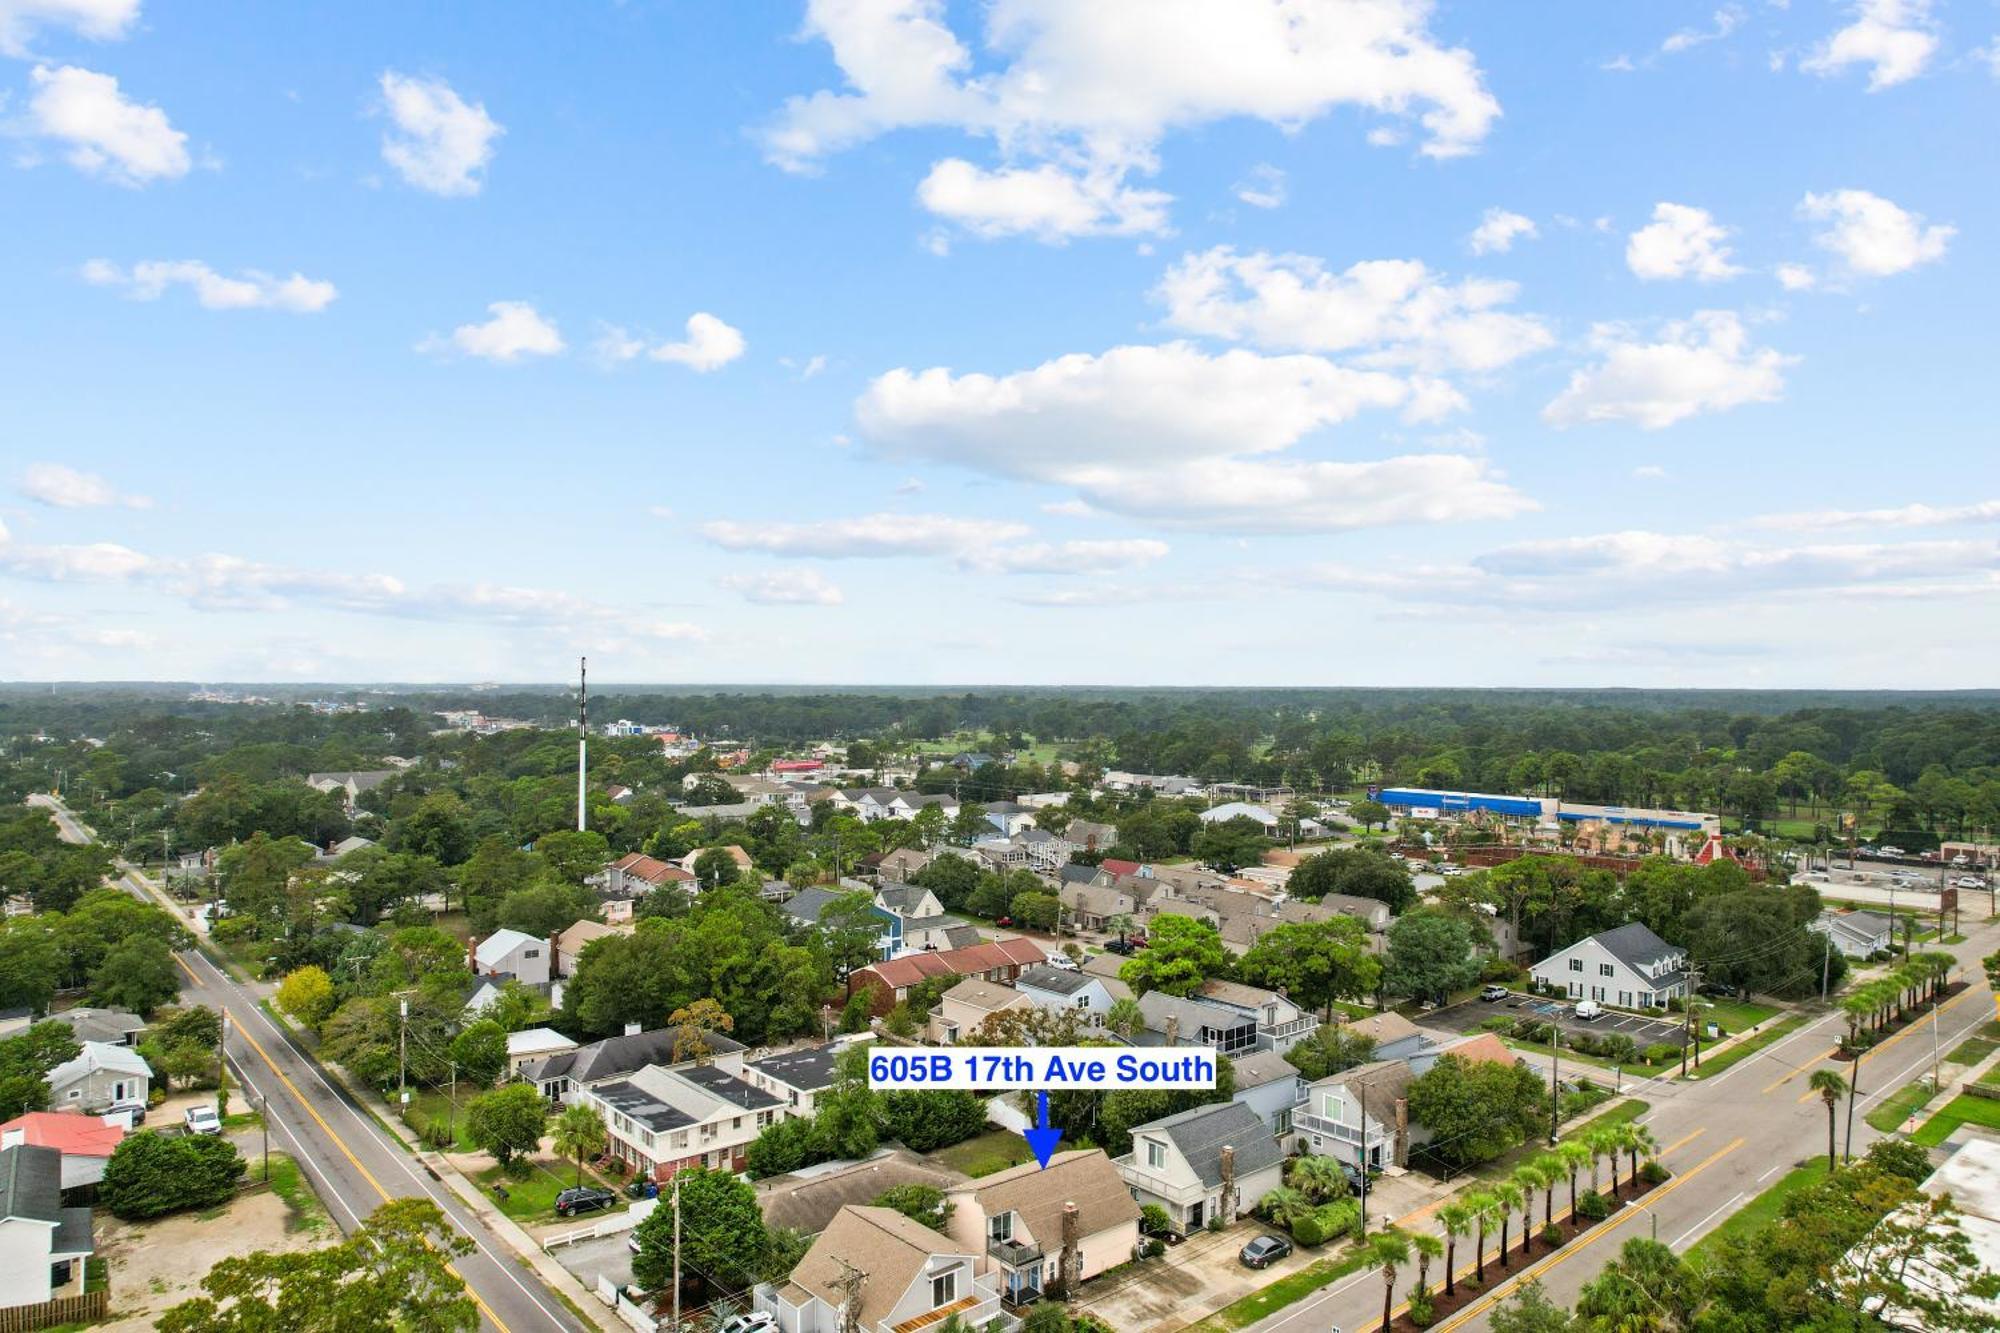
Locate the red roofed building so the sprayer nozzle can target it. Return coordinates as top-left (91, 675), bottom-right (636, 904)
top-left (1692, 833), bottom-right (1744, 867)
top-left (606, 853), bottom-right (696, 899)
top-left (1099, 858), bottom-right (1142, 878)
top-left (0, 1111), bottom-right (125, 1188)
top-left (849, 937), bottom-right (1046, 1014)
top-left (771, 759), bottom-right (824, 774)
top-left (1434, 1032), bottom-right (1517, 1068)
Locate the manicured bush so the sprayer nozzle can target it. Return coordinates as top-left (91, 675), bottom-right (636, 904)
top-left (1576, 1190), bottom-right (1610, 1221)
top-left (1644, 1043), bottom-right (1680, 1066)
top-left (1139, 1203), bottom-right (1172, 1236)
top-left (102, 1131), bottom-right (245, 1220)
top-left (1206, 1216), bottom-right (1224, 1233)
top-left (1290, 1213), bottom-right (1329, 1247)
top-left (1540, 1222), bottom-right (1564, 1247)
top-left (1141, 1238), bottom-right (1165, 1259)
top-left (1408, 1292), bottom-right (1435, 1328)
top-left (1314, 1199), bottom-right (1360, 1241)
top-left (1640, 1159), bottom-right (1670, 1185)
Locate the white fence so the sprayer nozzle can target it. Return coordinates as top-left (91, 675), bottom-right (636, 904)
top-left (545, 1196), bottom-right (659, 1251)
top-left (599, 1277), bottom-right (660, 1332)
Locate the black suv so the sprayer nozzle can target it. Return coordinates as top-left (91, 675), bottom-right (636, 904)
top-left (554, 1186), bottom-right (617, 1218)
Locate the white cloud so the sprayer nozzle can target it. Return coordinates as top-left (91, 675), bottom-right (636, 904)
top-left (1774, 262), bottom-right (1817, 291)
top-left (962, 539), bottom-right (1169, 575)
top-left (596, 313), bottom-right (746, 372)
top-left (0, 0), bottom-right (138, 57)
top-left (1233, 163), bottom-right (1286, 210)
top-left (1662, 5), bottom-right (1745, 54)
top-left (1625, 203), bottom-right (1742, 282)
top-left (719, 568), bottom-right (845, 605)
top-left (26, 64), bottom-right (188, 185)
top-left (1467, 208), bottom-right (1536, 255)
top-left (19, 462), bottom-right (149, 509)
top-left (1752, 499), bottom-right (2000, 531)
top-left (856, 342), bottom-right (1532, 532)
top-left (762, 0), bottom-right (1500, 241)
top-left (916, 158), bottom-right (1170, 240)
top-left (81, 258), bottom-right (337, 312)
top-left (1633, 465), bottom-right (1668, 480)
top-left (420, 301), bottom-right (563, 362)
top-left (1543, 310), bottom-right (1794, 430)
top-left (378, 71), bottom-right (502, 197)
top-left (1801, 0), bottom-right (1937, 89)
top-left (1154, 247), bottom-right (1553, 374)
top-left (1798, 188), bottom-right (1952, 277)
top-left (700, 513), bottom-right (1031, 560)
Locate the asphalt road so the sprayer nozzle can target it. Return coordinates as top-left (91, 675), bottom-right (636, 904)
top-left (1252, 911), bottom-right (2000, 1333)
top-left (31, 794), bottom-right (591, 1333)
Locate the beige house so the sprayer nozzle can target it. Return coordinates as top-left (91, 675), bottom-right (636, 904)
top-left (928, 978), bottom-right (1031, 1045)
top-left (942, 1150), bottom-right (1139, 1306)
top-left (762, 1205), bottom-right (1009, 1333)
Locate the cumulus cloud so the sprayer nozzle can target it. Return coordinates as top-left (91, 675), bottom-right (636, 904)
top-left (1662, 5), bottom-right (1745, 54)
top-left (1775, 263), bottom-right (1817, 291)
top-left (855, 342), bottom-right (1531, 532)
top-left (1467, 208), bottom-right (1536, 255)
top-left (378, 71), bottom-right (502, 196)
top-left (420, 301), bottom-right (564, 362)
top-left (81, 258), bottom-right (337, 312)
top-left (1752, 499), bottom-right (2000, 531)
top-left (19, 462), bottom-right (149, 509)
top-left (1154, 247), bottom-right (1553, 374)
top-left (1799, 188), bottom-right (1952, 277)
top-left (1801, 0), bottom-right (1937, 90)
top-left (0, 0), bottom-right (138, 57)
top-left (26, 63), bottom-right (188, 185)
top-left (762, 0), bottom-right (1500, 241)
top-left (1626, 203), bottom-right (1742, 282)
top-left (1543, 311), bottom-right (1794, 430)
top-left (597, 312), bottom-right (745, 372)
top-left (700, 513), bottom-right (1031, 560)
top-left (718, 568), bottom-right (845, 605)
top-left (1233, 164), bottom-right (1287, 210)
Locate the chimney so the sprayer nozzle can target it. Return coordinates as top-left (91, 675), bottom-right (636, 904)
top-left (625, 1022), bottom-right (642, 1037)
top-left (1058, 1202), bottom-right (1081, 1297)
top-left (1393, 1098), bottom-right (1409, 1168)
top-left (1165, 1013), bottom-right (1180, 1047)
top-left (1220, 1145), bottom-right (1237, 1223)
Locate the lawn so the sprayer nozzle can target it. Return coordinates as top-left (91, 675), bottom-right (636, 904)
top-left (1913, 1094), bottom-right (2000, 1147)
top-left (1464, 1098), bottom-right (1649, 1183)
top-left (936, 1128), bottom-right (1034, 1178)
top-left (1865, 1078), bottom-right (1938, 1133)
top-left (474, 1158), bottom-right (625, 1224)
top-left (1689, 1015), bottom-right (1808, 1081)
top-left (1696, 998), bottom-right (1782, 1033)
top-left (1689, 1159), bottom-right (1830, 1258)
top-left (1181, 1250), bottom-right (1371, 1333)
top-left (402, 1088), bottom-right (477, 1151)
top-left (263, 1152), bottom-right (331, 1235)
top-left (1945, 1035), bottom-right (1998, 1067)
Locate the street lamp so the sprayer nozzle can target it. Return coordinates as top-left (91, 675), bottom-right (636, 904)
top-left (253, 1095), bottom-right (268, 1182)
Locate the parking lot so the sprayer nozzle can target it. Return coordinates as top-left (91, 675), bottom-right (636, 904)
top-left (1423, 991), bottom-right (1687, 1050)
top-left (547, 1230), bottom-right (634, 1297)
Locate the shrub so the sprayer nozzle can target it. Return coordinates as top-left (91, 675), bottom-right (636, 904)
top-left (1408, 1292), bottom-right (1435, 1328)
top-left (1314, 1200), bottom-right (1360, 1241)
top-left (102, 1131), bottom-right (245, 1220)
top-left (1644, 1043), bottom-right (1681, 1066)
top-left (1290, 1213), bottom-right (1329, 1247)
top-left (1480, 1016), bottom-right (1517, 1035)
top-left (1206, 1217), bottom-right (1224, 1233)
top-left (1640, 1160), bottom-right (1669, 1185)
top-left (1021, 1303), bottom-right (1072, 1333)
top-left (1539, 1222), bottom-right (1563, 1247)
top-left (1139, 1203), bottom-right (1172, 1236)
top-left (1576, 1191), bottom-right (1610, 1221)
top-left (1141, 1238), bottom-right (1165, 1259)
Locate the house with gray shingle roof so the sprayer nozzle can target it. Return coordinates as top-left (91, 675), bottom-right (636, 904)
top-left (1531, 922), bottom-right (1688, 1009)
top-left (0, 1143), bottom-right (96, 1306)
top-left (1114, 1101), bottom-right (1283, 1234)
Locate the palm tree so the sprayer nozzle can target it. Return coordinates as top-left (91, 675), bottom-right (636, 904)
top-left (1105, 997), bottom-right (1144, 1039)
top-left (1510, 1165), bottom-right (1544, 1255)
top-left (1491, 1181), bottom-right (1523, 1268)
top-left (1435, 1201), bottom-right (1473, 1297)
top-left (1810, 1069), bottom-right (1848, 1170)
top-left (1367, 1227), bottom-right (1412, 1333)
top-left (1624, 1125), bottom-right (1659, 1192)
top-left (1257, 1186), bottom-right (1312, 1229)
top-left (551, 1102), bottom-right (608, 1188)
top-left (1409, 1231), bottom-right (1444, 1306)
top-left (1290, 1154), bottom-right (1348, 1204)
top-left (1464, 1191), bottom-right (1496, 1284)
top-left (1557, 1139), bottom-right (1591, 1218)
top-left (1586, 1127), bottom-right (1616, 1196)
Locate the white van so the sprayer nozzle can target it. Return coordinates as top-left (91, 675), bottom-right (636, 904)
top-left (1573, 1000), bottom-right (1603, 1020)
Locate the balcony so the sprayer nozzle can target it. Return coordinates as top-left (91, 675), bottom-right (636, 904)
top-left (988, 1237), bottom-right (1043, 1269)
top-left (884, 1275), bottom-right (1012, 1333)
top-left (1112, 1156), bottom-right (1205, 1206)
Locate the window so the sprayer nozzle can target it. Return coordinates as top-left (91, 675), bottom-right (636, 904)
top-left (524, 948), bottom-right (540, 958)
top-left (1568, 958), bottom-right (1583, 973)
top-left (931, 1272), bottom-right (957, 1309)
top-left (988, 1212), bottom-right (1012, 1243)
top-left (1598, 963), bottom-right (1614, 978)
top-left (1075, 996), bottom-right (1089, 1009)
top-left (1145, 1140), bottom-right (1165, 1169)
top-left (672, 1131), bottom-right (688, 1149)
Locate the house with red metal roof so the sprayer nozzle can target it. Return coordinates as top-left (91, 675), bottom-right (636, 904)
top-left (0, 1112), bottom-right (125, 1189)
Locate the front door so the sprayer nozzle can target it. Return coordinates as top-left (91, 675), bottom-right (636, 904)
top-left (1187, 1200), bottom-right (1204, 1229)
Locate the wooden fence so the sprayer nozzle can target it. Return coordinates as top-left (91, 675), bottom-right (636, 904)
top-left (0, 1290), bottom-right (109, 1333)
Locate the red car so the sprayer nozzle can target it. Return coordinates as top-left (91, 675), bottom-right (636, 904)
top-left (994, 915), bottom-right (1014, 927)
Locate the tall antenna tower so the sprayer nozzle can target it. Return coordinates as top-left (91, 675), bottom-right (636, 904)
top-left (576, 656), bottom-right (588, 833)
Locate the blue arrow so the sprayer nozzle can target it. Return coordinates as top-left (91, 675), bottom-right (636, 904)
top-left (1023, 1090), bottom-right (1064, 1170)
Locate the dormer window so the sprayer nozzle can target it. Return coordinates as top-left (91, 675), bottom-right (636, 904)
top-left (988, 1212), bottom-right (1012, 1242)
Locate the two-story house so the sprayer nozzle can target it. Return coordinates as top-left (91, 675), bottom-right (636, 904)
top-left (581, 1058), bottom-right (784, 1181)
top-left (1133, 992), bottom-right (1259, 1056)
top-left (1113, 1101), bottom-right (1284, 1234)
top-left (45, 1043), bottom-right (149, 1114)
top-left (1061, 821), bottom-right (1118, 857)
top-left (1229, 1050), bottom-right (1307, 1139)
top-left (472, 929), bottom-right (550, 988)
top-left (1292, 1059), bottom-right (1420, 1172)
top-left (1530, 923), bottom-right (1689, 1010)
top-left (604, 852), bottom-right (697, 901)
top-left (1058, 883), bottom-right (1136, 934)
top-left (929, 979), bottom-right (1032, 1045)
top-left (1013, 966), bottom-right (1115, 1029)
top-left (851, 939), bottom-right (1047, 1017)
top-left (1194, 981), bottom-right (1317, 1054)
top-left (981, 802), bottom-right (1038, 838)
top-left (0, 1144), bottom-right (96, 1314)
top-left (1337, 1011), bottom-right (1430, 1063)
top-left (744, 1044), bottom-right (845, 1118)
top-left (941, 1150), bottom-right (1139, 1305)
top-left (762, 1205), bottom-right (1011, 1333)
top-left (519, 1025), bottom-right (742, 1102)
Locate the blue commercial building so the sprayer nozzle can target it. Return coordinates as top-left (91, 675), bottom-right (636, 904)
top-left (1374, 788), bottom-right (1717, 836)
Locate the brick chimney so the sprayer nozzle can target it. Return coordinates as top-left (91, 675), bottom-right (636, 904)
top-left (1165, 1013), bottom-right (1180, 1046)
top-left (1392, 1098), bottom-right (1409, 1168)
top-left (1058, 1201), bottom-right (1080, 1297)
top-left (1219, 1145), bottom-right (1237, 1223)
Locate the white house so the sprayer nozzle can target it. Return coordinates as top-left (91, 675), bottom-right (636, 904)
top-left (743, 1044), bottom-right (845, 1119)
top-left (304, 770), bottom-right (395, 809)
top-left (45, 1042), bottom-right (149, 1114)
top-left (1014, 966), bottom-right (1116, 1027)
top-left (981, 802), bottom-right (1038, 838)
top-left (1114, 1101), bottom-right (1284, 1234)
top-left (941, 1150), bottom-right (1140, 1304)
top-left (472, 928), bottom-right (550, 988)
top-left (1292, 1059), bottom-right (1421, 1171)
top-left (579, 1056), bottom-right (784, 1180)
top-left (0, 1144), bottom-right (95, 1311)
top-left (1811, 909), bottom-right (1893, 960)
top-left (1197, 802), bottom-right (1324, 839)
top-left (505, 1028), bottom-right (577, 1077)
top-left (1530, 923), bottom-right (1688, 1010)
top-left (761, 1205), bottom-right (1009, 1333)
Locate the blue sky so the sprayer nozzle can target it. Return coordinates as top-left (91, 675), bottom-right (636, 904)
top-left (2, 0), bottom-right (1995, 687)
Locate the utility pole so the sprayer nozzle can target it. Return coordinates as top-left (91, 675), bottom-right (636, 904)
top-left (577, 657), bottom-right (589, 833)
top-left (1548, 1015), bottom-right (1562, 1146)
top-left (672, 1169), bottom-right (683, 1333)
top-left (1821, 930), bottom-right (1833, 1002)
top-left (1844, 1050), bottom-right (1861, 1163)
top-left (398, 996), bottom-right (409, 1110)
top-left (217, 1010), bottom-right (230, 1115)
top-left (255, 1095), bottom-right (268, 1182)
top-left (830, 1258), bottom-right (867, 1333)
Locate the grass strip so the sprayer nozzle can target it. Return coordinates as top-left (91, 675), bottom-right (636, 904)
top-left (1689, 1015), bottom-right (1808, 1080)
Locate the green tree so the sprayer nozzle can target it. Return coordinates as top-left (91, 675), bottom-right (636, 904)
top-left (532, 829), bottom-right (611, 885)
top-left (157, 1197), bottom-right (476, 1333)
top-left (450, 1019), bottom-right (508, 1088)
top-left (871, 1183), bottom-right (952, 1228)
top-left (812, 1046), bottom-right (881, 1160)
top-left (1486, 1279), bottom-right (1577, 1333)
top-left (1382, 911), bottom-right (1483, 1004)
top-left (0, 1021), bottom-right (79, 1118)
top-left (1366, 1226), bottom-right (1411, 1333)
top-left (91, 934), bottom-right (181, 1015)
top-left (692, 846), bottom-right (743, 889)
top-left (631, 1165), bottom-right (768, 1292)
top-left (1238, 918), bottom-right (1381, 1019)
top-left (102, 1131), bottom-right (246, 1219)
top-left (552, 1102), bottom-right (608, 1187)
top-left (462, 1084), bottom-right (548, 1167)
top-left (1406, 1054), bottom-right (1548, 1170)
top-left (276, 965), bottom-right (338, 1030)
top-left (1119, 915), bottom-right (1226, 997)
top-left (1349, 799), bottom-right (1391, 831)
top-left (818, 891), bottom-right (887, 979)
top-left (495, 879), bottom-right (597, 938)
top-left (1283, 1025), bottom-right (1377, 1081)
top-left (1191, 815), bottom-right (1270, 873)
top-left (1809, 1069), bottom-right (1847, 1171)
top-left (670, 997), bottom-right (735, 1064)
top-left (1009, 888), bottom-right (1060, 931)
top-left (1286, 846), bottom-right (1414, 912)
top-left (879, 1088), bottom-right (988, 1152)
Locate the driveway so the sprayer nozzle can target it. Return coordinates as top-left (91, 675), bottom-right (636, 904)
top-left (1424, 992), bottom-right (1687, 1049)
top-left (549, 1231), bottom-right (634, 1297)
top-left (1073, 1221), bottom-right (1313, 1333)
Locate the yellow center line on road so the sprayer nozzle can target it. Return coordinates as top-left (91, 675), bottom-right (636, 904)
top-left (170, 952), bottom-right (515, 1333)
top-left (1795, 985), bottom-right (1986, 1103)
top-left (1430, 1135), bottom-right (1749, 1333)
top-left (1761, 1047), bottom-right (1836, 1095)
top-left (1658, 1127), bottom-right (1705, 1158)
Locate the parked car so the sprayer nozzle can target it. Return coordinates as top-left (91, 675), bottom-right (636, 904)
top-left (105, 1100), bottom-right (147, 1125)
top-left (994, 915), bottom-right (1014, 927)
top-left (1573, 1000), bottom-right (1603, 1020)
top-left (1955, 876), bottom-right (1985, 889)
top-left (1480, 984), bottom-right (1510, 1001)
top-left (1239, 1234), bottom-right (1293, 1269)
top-left (1046, 954), bottom-right (1079, 971)
top-left (718, 1314), bottom-right (777, 1333)
top-left (1104, 938), bottom-right (1135, 955)
top-left (1126, 931), bottom-right (1148, 948)
top-left (1880, 846), bottom-right (1907, 858)
top-left (553, 1186), bottom-right (617, 1218)
top-left (183, 1105), bottom-right (222, 1136)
